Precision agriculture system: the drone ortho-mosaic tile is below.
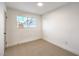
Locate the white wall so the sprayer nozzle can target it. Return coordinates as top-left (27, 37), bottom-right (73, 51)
top-left (0, 2), bottom-right (6, 56)
top-left (42, 3), bottom-right (79, 55)
top-left (6, 8), bottom-right (42, 47)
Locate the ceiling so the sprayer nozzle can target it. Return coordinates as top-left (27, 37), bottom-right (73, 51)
top-left (6, 2), bottom-right (68, 15)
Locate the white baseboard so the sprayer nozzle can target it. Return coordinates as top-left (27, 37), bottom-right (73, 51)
top-left (6, 38), bottom-right (41, 48)
top-left (43, 38), bottom-right (79, 55)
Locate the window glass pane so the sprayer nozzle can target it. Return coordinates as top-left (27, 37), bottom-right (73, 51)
top-left (17, 16), bottom-right (36, 29)
top-left (17, 16), bottom-right (26, 23)
top-left (29, 17), bottom-right (36, 27)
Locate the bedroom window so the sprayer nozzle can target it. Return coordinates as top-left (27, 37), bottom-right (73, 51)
top-left (17, 16), bottom-right (36, 29)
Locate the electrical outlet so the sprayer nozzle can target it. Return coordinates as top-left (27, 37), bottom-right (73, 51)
top-left (65, 41), bottom-right (68, 45)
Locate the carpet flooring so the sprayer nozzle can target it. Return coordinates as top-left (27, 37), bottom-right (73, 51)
top-left (4, 39), bottom-right (77, 56)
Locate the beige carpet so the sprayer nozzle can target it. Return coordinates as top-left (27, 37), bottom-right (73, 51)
top-left (4, 39), bottom-right (77, 56)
